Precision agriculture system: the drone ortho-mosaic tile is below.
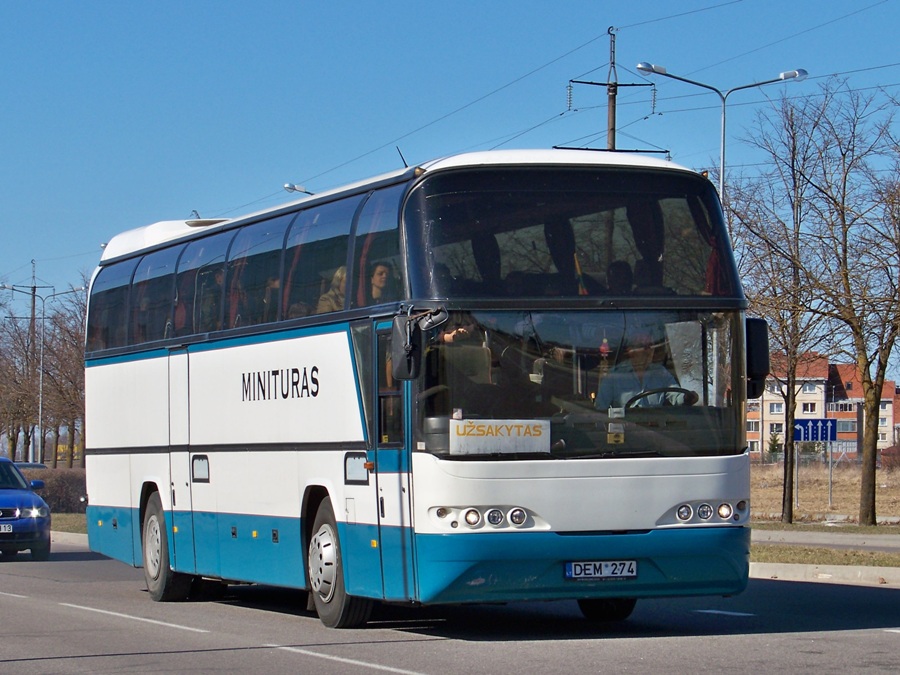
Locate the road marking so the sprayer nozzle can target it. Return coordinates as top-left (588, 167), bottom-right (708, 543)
top-left (0, 591), bottom-right (28, 599)
top-left (267, 644), bottom-right (427, 674)
top-left (885, 629), bottom-right (900, 634)
top-left (59, 603), bottom-right (210, 633)
top-left (694, 609), bottom-right (756, 617)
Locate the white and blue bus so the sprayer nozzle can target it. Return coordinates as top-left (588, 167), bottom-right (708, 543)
top-left (84, 149), bottom-right (768, 627)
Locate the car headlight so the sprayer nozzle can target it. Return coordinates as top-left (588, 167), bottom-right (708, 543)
top-left (17, 506), bottom-right (50, 518)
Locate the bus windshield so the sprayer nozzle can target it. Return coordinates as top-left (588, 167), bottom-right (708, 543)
top-left (406, 166), bottom-right (737, 299)
top-left (417, 309), bottom-right (743, 459)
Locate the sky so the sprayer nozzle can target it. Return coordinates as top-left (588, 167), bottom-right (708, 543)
top-left (1, 0), bottom-right (898, 304)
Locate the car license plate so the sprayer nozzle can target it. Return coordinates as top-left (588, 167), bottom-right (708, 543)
top-left (0, 524), bottom-right (12, 533)
top-left (565, 560), bottom-right (637, 580)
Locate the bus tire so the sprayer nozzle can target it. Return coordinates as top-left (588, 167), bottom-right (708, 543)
top-left (307, 498), bottom-right (372, 628)
top-left (578, 597), bottom-right (637, 622)
top-left (142, 492), bottom-right (191, 602)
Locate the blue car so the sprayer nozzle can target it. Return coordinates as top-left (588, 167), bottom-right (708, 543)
top-left (0, 457), bottom-right (51, 560)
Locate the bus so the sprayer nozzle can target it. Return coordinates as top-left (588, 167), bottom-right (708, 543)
top-left (84, 149), bottom-right (769, 628)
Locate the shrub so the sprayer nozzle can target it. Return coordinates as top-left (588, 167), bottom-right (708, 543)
top-left (22, 468), bottom-right (87, 514)
top-left (883, 446), bottom-right (900, 473)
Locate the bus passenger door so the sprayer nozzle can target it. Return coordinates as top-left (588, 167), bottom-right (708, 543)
top-left (374, 328), bottom-right (415, 600)
top-left (167, 347), bottom-right (195, 572)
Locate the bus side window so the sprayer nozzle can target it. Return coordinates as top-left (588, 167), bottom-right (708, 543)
top-left (225, 214), bottom-right (292, 328)
top-left (283, 198), bottom-right (360, 318)
top-left (351, 185), bottom-right (404, 308)
top-left (129, 247), bottom-right (180, 344)
top-left (378, 332), bottom-right (403, 444)
top-left (174, 231), bottom-right (233, 336)
top-left (86, 258), bottom-right (138, 351)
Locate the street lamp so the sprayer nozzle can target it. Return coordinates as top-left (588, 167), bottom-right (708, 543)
top-left (283, 183), bottom-right (315, 195)
top-left (1, 283), bottom-right (85, 463)
top-left (635, 62), bottom-right (807, 199)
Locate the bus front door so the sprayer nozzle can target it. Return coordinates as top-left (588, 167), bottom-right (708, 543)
top-left (374, 328), bottom-right (415, 601)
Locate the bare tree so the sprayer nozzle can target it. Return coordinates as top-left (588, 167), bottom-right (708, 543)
top-left (0, 305), bottom-right (37, 460)
top-left (41, 287), bottom-right (87, 467)
top-left (736, 79), bottom-right (898, 525)
top-left (729, 89), bottom-right (832, 522)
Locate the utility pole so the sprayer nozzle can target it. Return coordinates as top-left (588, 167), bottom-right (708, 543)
top-left (606, 27), bottom-right (617, 150)
top-left (566, 28), bottom-right (656, 153)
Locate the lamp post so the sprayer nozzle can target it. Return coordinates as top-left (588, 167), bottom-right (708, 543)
top-left (1, 284), bottom-right (85, 463)
top-left (635, 62), bottom-right (807, 200)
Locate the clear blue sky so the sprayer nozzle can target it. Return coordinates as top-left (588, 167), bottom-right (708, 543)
top-left (1, 0), bottom-right (898, 300)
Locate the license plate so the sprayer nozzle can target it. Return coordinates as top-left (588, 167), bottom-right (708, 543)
top-left (0, 524), bottom-right (12, 533)
top-left (565, 560), bottom-right (637, 580)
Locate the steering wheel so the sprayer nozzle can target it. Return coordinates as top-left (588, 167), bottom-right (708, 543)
top-left (625, 387), bottom-right (696, 409)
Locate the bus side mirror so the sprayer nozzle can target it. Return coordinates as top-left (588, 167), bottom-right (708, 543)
top-left (391, 308), bottom-right (449, 381)
top-left (391, 315), bottom-right (423, 380)
top-left (745, 317), bottom-right (770, 399)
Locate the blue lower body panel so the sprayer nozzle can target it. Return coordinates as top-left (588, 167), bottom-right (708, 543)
top-left (86, 504), bottom-right (138, 565)
top-left (414, 526), bottom-right (749, 605)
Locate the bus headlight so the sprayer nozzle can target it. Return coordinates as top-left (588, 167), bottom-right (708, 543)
top-left (508, 508), bottom-right (527, 526)
top-left (486, 509), bottom-right (504, 526)
top-left (676, 504), bottom-right (693, 521)
top-left (463, 509), bottom-right (481, 527)
top-left (717, 503), bottom-right (734, 520)
top-left (697, 504), bottom-right (713, 520)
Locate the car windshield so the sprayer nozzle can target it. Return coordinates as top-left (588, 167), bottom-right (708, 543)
top-left (416, 309), bottom-right (743, 460)
top-left (0, 462), bottom-right (29, 490)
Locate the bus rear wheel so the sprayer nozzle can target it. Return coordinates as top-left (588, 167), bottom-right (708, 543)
top-left (142, 492), bottom-right (192, 602)
top-left (307, 498), bottom-right (372, 628)
top-left (578, 597), bottom-right (637, 622)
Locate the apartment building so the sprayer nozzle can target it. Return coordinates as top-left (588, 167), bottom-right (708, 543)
top-left (746, 352), bottom-right (895, 461)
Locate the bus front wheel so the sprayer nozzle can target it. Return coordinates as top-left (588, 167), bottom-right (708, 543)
top-left (578, 597), bottom-right (637, 622)
top-left (307, 498), bottom-right (373, 628)
top-left (142, 492), bottom-right (192, 602)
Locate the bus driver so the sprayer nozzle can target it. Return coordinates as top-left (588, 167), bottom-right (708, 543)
top-left (595, 332), bottom-right (698, 409)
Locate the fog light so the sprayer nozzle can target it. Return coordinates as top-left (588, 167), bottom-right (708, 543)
top-left (736, 500), bottom-right (748, 512)
top-left (464, 509), bottom-right (481, 526)
top-left (486, 509), bottom-right (504, 526)
top-left (676, 504), bottom-right (693, 521)
top-left (435, 507), bottom-right (449, 519)
top-left (717, 503), bottom-right (733, 520)
top-left (697, 504), bottom-right (713, 520)
top-left (508, 508), bottom-right (527, 526)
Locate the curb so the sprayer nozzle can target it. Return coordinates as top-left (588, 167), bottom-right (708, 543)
top-left (750, 561), bottom-right (900, 586)
top-left (51, 531), bottom-right (89, 546)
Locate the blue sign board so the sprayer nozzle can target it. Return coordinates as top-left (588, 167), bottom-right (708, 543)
top-left (793, 418), bottom-right (837, 442)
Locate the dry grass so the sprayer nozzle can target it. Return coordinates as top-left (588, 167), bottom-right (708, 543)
top-left (751, 462), bottom-right (900, 520)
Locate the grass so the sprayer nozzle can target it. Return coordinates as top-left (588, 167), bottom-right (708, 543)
top-left (751, 544), bottom-right (900, 567)
top-left (52, 513), bottom-right (87, 534)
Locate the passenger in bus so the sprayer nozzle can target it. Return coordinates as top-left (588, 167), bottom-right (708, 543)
top-left (368, 261), bottom-right (397, 304)
top-left (198, 268), bottom-right (224, 331)
top-left (595, 332), bottom-right (698, 409)
top-left (316, 266), bottom-right (346, 314)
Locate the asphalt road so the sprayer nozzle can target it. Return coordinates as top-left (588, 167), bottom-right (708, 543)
top-left (1, 536), bottom-right (899, 674)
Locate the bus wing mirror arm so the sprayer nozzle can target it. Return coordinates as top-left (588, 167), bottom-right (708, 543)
top-left (745, 317), bottom-right (770, 399)
top-left (391, 307), bottom-right (448, 381)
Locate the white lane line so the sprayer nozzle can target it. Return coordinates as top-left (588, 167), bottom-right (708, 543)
top-left (0, 591), bottom-right (29, 599)
top-left (694, 609), bottom-right (756, 617)
top-left (268, 644), bottom-right (428, 675)
top-left (59, 603), bottom-right (210, 633)
top-left (885, 629), bottom-right (900, 634)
